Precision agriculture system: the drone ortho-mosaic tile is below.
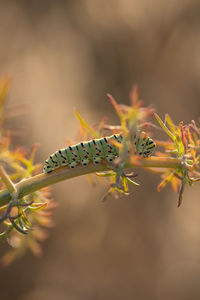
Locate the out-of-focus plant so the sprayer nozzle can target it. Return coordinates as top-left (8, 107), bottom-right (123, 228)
top-left (0, 78), bottom-right (200, 265)
top-left (0, 77), bottom-right (57, 265)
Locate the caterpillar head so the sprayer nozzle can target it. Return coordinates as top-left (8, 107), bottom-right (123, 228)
top-left (136, 136), bottom-right (156, 157)
top-left (131, 132), bottom-right (155, 157)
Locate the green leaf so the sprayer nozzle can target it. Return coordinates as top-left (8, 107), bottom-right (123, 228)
top-left (29, 202), bottom-right (47, 211)
top-left (154, 113), bottom-right (175, 141)
top-left (10, 218), bottom-right (28, 234)
top-left (74, 108), bottom-right (99, 138)
top-left (126, 177), bottom-right (139, 186)
top-left (19, 208), bottom-right (32, 228)
top-left (122, 177), bottom-right (129, 193)
top-left (96, 171), bottom-right (116, 177)
top-left (165, 114), bottom-right (176, 134)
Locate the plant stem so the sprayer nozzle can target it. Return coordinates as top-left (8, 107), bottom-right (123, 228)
top-left (0, 156), bottom-right (181, 207)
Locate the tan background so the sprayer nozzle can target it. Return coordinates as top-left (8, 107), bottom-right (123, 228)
top-left (0, 1), bottom-right (200, 299)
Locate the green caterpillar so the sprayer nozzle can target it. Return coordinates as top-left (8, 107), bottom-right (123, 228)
top-left (43, 133), bottom-right (155, 174)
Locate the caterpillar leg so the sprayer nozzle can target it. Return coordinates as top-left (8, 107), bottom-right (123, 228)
top-left (68, 161), bottom-right (78, 168)
top-left (43, 164), bottom-right (53, 173)
top-left (81, 158), bottom-right (90, 166)
top-left (93, 157), bottom-right (102, 165)
top-left (106, 154), bottom-right (115, 163)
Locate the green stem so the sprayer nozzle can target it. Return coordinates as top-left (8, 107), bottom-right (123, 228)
top-left (0, 156), bottom-right (181, 207)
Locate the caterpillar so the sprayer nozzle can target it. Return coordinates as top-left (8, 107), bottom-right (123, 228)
top-left (43, 133), bottom-right (155, 174)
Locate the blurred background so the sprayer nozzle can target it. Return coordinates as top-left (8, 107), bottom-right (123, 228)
top-left (0, 0), bottom-right (200, 299)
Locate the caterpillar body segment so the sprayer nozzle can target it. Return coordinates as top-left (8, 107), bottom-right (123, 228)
top-left (43, 133), bottom-right (155, 174)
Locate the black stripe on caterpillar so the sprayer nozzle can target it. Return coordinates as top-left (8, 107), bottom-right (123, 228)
top-left (43, 133), bottom-right (155, 173)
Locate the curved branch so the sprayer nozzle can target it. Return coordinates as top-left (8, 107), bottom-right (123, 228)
top-left (0, 156), bottom-right (181, 207)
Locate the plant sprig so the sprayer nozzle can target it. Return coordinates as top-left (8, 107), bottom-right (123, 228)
top-left (0, 78), bottom-right (200, 265)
